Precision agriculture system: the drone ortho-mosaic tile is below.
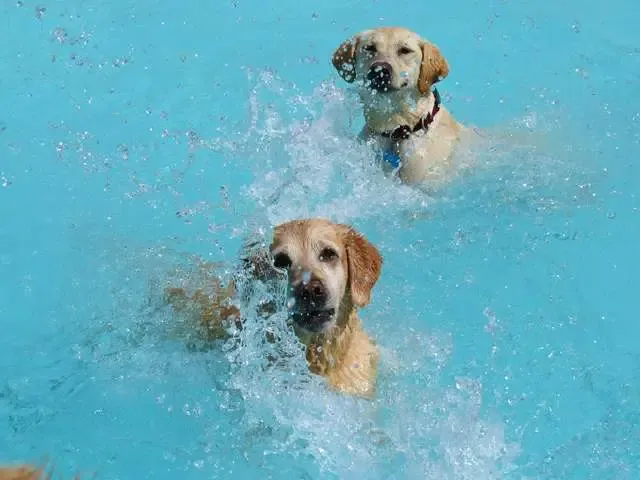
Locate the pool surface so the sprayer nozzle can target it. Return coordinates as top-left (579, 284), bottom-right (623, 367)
top-left (1, 0), bottom-right (639, 478)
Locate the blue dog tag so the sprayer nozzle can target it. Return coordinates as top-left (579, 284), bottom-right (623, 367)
top-left (382, 150), bottom-right (402, 169)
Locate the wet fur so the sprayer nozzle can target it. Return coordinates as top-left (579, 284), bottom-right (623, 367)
top-left (332, 26), bottom-right (476, 187)
top-left (0, 463), bottom-right (82, 480)
top-left (164, 219), bottom-right (383, 397)
top-left (0, 466), bottom-right (44, 480)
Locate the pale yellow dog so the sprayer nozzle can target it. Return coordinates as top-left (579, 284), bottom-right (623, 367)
top-left (0, 463), bottom-right (82, 480)
top-left (332, 27), bottom-right (471, 186)
top-left (0, 465), bottom-right (44, 480)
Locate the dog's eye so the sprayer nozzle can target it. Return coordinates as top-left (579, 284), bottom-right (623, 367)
top-left (363, 44), bottom-right (377, 55)
top-left (398, 46), bottom-right (413, 55)
top-left (319, 248), bottom-right (338, 263)
top-left (273, 253), bottom-right (292, 270)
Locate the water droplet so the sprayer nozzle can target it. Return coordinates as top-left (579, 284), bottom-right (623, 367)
top-left (302, 271), bottom-right (311, 284)
top-left (287, 297), bottom-right (296, 309)
top-left (53, 28), bottom-right (67, 43)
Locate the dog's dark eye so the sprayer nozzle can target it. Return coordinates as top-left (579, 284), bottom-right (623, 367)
top-left (273, 253), bottom-right (292, 270)
top-left (363, 44), bottom-right (377, 55)
top-left (319, 248), bottom-right (338, 263)
top-left (398, 46), bottom-right (413, 55)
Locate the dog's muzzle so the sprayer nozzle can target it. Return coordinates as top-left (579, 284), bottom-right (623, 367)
top-left (291, 308), bottom-right (335, 332)
top-left (289, 277), bottom-right (334, 332)
top-left (367, 61), bottom-right (393, 92)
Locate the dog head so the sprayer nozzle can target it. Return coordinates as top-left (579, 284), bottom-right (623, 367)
top-left (332, 27), bottom-right (449, 95)
top-left (269, 219), bottom-right (382, 334)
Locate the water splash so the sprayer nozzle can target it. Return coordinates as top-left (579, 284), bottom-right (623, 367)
top-left (204, 70), bottom-right (597, 239)
top-left (146, 69), bottom-right (601, 477)
top-left (9, 68), bottom-right (599, 478)
top-left (218, 272), bottom-right (521, 478)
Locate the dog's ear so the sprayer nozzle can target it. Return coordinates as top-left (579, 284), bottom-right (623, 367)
top-left (418, 41), bottom-right (449, 94)
top-left (343, 227), bottom-right (383, 308)
top-left (332, 35), bottom-right (360, 83)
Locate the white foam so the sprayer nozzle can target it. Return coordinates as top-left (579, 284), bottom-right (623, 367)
top-left (186, 70), bottom-right (603, 477)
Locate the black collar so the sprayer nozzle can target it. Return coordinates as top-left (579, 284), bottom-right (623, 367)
top-left (379, 88), bottom-right (441, 141)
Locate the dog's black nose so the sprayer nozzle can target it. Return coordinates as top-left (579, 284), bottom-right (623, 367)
top-left (367, 61), bottom-right (393, 91)
top-left (294, 278), bottom-right (326, 309)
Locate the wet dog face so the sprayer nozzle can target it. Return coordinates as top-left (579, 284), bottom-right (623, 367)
top-left (269, 219), bottom-right (382, 334)
top-left (357, 28), bottom-right (424, 93)
top-left (332, 27), bottom-right (449, 96)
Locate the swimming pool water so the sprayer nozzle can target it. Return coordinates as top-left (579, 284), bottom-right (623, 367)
top-left (1, 0), bottom-right (639, 478)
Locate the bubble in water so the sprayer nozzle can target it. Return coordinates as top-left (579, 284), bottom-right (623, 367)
top-left (287, 297), bottom-right (296, 309)
top-left (302, 271), bottom-right (311, 285)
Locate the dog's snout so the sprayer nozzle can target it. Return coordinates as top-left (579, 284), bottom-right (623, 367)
top-left (295, 278), bottom-right (326, 308)
top-left (370, 61), bottom-right (392, 74)
top-left (367, 61), bottom-right (393, 91)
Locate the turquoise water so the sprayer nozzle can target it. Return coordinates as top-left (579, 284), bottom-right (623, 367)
top-left (1, 0), bottom-right (639, 478)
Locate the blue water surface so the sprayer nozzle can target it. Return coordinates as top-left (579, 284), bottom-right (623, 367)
top-left (1, 0), bottom-right (639, 478)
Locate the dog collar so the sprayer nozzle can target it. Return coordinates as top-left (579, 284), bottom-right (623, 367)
top-left (380, 88), bottom-right (442, 141)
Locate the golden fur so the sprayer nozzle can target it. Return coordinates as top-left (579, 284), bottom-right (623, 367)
top-left (0, 463), bottom-right (81, 480)
top-left (0, 466), bottom-right (44, 480)
top-left (165, 218), bottom-right (383, 397)
top-left (165, 261), bottom-right (241, 340)
top-left (332, 26), bottom-right (473, 187)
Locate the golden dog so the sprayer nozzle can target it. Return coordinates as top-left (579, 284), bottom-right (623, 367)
top-left (165, 218), bottom-right (383, 397)
top-left (332, 26), bottom-right (471, 186)
top-left (0, 465), bottom-right (44, 480)
top-left (0, 463), bottom-right (81, 480)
